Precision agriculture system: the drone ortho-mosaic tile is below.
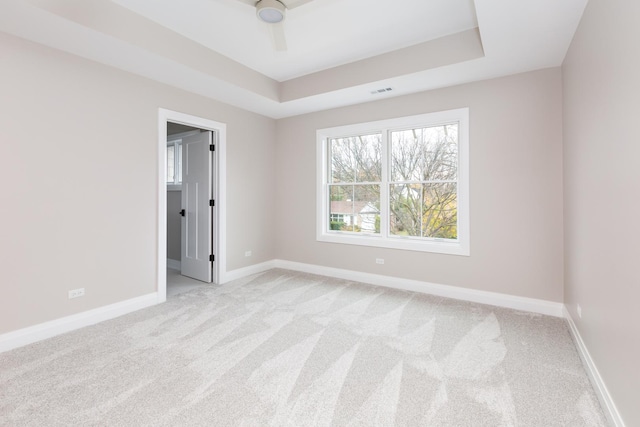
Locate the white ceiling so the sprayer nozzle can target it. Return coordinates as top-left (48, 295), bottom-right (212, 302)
top-left (0, 0), bottom-right (588, 119)
top-left (110, 0), bottom-right (480, 81)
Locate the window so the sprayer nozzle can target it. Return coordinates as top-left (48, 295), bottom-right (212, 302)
top-left (317, 108), bottom-right (469, 255)
top-left (166, 139), bottom-right (183, 188)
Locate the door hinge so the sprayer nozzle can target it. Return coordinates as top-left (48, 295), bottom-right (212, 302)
top-left (209, 199), bottom-right (215, 207)
top-left (210, 144), bottom-right (215, 151)
top-left (210, 254), bottom-right (215, 262)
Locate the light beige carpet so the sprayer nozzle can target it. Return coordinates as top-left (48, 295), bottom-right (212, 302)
top-left (0, 269), bottom-right (608, 426)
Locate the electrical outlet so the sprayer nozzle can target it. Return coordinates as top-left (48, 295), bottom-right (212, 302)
top-left (577, 304), bottom-right (582, 319)
top-left (376, 258), bottom-right (384, 265)
top-left (68, 288), bottom-right (85, 299)
top-left (245, 251), bottom-right (252, 257)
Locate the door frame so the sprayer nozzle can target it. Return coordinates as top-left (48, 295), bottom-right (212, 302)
top-left (157, 108), bottom-right (227, 303)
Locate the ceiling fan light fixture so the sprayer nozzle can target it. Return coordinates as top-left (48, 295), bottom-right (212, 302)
top-left (256, 0), bottom-right (286, 24)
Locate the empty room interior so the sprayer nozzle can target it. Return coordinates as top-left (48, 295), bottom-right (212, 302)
top-left (1, 0), bottom-right (638, 425)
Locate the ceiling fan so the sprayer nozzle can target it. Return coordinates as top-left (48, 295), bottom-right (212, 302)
top-left (234, 0), bottom-right (314, 51)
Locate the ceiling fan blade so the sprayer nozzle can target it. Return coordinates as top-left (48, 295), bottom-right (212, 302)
top-left (270, 22), bottom-right (287, 51)
top-left (234, 0), bottom-right (256, 6)
top-left (283, 0), bottom-right (313, 10)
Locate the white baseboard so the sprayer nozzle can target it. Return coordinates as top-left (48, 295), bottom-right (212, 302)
top-left (1, 259), bottom-right (622, 425)
top-left (272, 260), bottom-right (564, 317)
top-left (0, 293), bottom-right (159, 354)
top-left (167, 258), bottom-right (181, 270)
top-left (564, 307), bottom-right (625, 427)
top-left (223, 260), bottom-right (277, 283)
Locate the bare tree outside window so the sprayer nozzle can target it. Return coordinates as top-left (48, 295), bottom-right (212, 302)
top-left (329, 134), bottom-right (381, 233)
top-left (328, 125), bottom-right (458, 239)
top-left (390, 124), bottom-right (458, 239)
top-left (319, 108), bottom-right (468, 255)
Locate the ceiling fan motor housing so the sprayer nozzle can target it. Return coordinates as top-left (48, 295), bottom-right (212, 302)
top-left (256, 0), bottom-right (286, 24)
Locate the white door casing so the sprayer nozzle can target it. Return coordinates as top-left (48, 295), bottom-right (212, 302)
top-left (181, 131), bottom-right (214, 282)
top-left (158, 108), bottom-right (226, 303)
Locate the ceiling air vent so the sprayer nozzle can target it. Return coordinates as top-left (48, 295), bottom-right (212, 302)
top-left (370, 87), bottom-right (393, 95)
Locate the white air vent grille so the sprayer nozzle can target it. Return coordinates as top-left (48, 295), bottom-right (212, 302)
top-left (370, 87), bottom-right (393, 95)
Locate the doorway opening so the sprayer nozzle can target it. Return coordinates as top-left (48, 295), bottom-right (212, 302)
top-left (157, 109), bottom-right (227, 303)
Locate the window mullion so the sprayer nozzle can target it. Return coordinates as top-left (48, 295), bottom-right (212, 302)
top-left (326, 139), bottom-right (332, 233)
top-left (380, 130), bottom-right (390, 238)
top-left (420, 180), bottom-right (425, 238)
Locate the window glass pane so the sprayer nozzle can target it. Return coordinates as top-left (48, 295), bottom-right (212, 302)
top-left (329, 185), bottom-right (380, 233)
top-left (391, 129), bottom-right (423, 182)
top-left (330, 133), bottom-right (381, 183)
top-left (390, 184), bottom-right (422, 236)
top-left (176, 142), bottom-right (183, 184)
top-left (423, 124), bottom-right (458, 181)
top-left (167, 144), bottom-right (175, 183)
top-left (330, 138), bottom-right (354, 183)
top-left (329, 185), bottom-right (354, 231)
top-left (391, 124), bottom-right (458, 182)
top-left (354, 184), bottom-right (380, 234)
top-left (422, 182), bottom-right (457, 239)
top-left (353, 134), bottom-right (382, 182)
top-left (390, 183), bottom-right (457, 239)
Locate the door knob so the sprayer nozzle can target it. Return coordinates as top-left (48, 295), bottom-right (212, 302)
top-left (179, 209), bottom-right (185, 217)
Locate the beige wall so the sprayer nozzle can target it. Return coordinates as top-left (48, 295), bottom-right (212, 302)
top-left (2, 6), bottom-right (636, 421)
top-left (563, 0), bottom-right (640, 424)
top-left (166, 191), bottom-right (181, 261)
top-left (0, 32), bottom-right (276, 334)
top-left (276, 68), bottom-right (564, 302)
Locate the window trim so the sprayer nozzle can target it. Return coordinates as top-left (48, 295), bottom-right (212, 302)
top-left (166, 130), bottom-right (200, 191)
top-left (316, 108), bottom-right (470, 256)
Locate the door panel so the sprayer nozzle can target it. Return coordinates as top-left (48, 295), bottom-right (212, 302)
top-left (181, 131), bottom-right (212, 282)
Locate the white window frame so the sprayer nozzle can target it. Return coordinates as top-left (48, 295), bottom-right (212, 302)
top-left (166, 130), bottom-right (199, 191)
top-left (316, 108), bottom-right (470, 256)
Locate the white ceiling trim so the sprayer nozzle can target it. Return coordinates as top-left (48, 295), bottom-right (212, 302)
top-left (0, 0), bottom-right (588, 119)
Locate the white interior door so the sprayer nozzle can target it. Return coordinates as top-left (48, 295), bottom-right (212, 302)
top-left (181, 131), bottom-right (213, 282)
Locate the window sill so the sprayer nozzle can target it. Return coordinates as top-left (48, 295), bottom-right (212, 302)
top-left (317, 232), bottom-right (469, 256)
top-left (167, 185), bottom-right (182, 192)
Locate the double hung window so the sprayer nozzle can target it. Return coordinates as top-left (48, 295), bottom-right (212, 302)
top-left (317, 108), bottom-right (469, 255)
